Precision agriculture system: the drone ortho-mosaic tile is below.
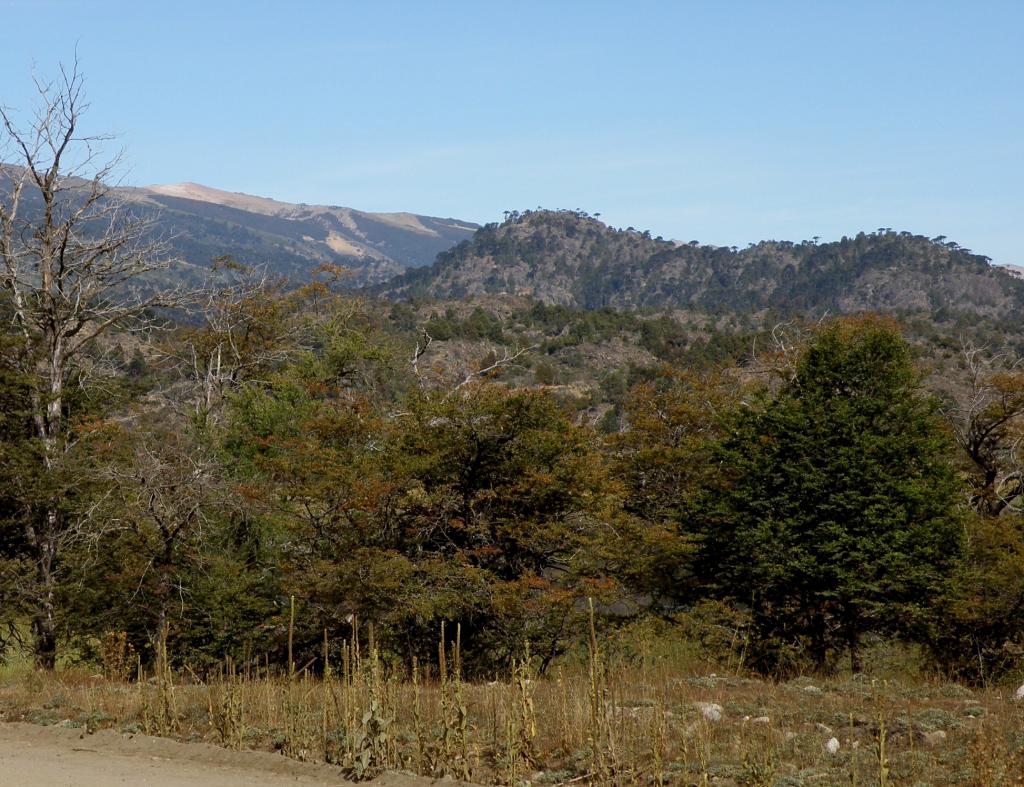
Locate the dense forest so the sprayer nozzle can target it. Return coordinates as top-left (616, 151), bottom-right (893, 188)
top-left (4, 261), bottom-right (1024, 683)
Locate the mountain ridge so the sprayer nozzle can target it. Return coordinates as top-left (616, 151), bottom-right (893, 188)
top-left (120, 181), bottom-right (479, 284)
top-left (378, 209), bottom-right (1024, 320)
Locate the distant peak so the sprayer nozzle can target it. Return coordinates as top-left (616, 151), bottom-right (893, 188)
top-left (143, 182), bottom-right (290, 215)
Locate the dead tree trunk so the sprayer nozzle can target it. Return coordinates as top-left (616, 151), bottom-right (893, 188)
top-left (1, 60), bottom-right (189, 666)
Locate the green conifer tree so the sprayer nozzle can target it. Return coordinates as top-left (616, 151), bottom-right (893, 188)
top-left (700, 316), bottom-right (962, 674)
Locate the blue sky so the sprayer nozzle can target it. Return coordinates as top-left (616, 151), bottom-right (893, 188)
top-left (1, 0), bottom-right (1021, 263)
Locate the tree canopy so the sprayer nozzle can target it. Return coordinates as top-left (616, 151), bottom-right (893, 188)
top-left (697, 317), bottom-right (963, 674)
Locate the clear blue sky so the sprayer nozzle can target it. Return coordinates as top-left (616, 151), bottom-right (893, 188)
top-left (2, 0), bottom-right (1021, 263)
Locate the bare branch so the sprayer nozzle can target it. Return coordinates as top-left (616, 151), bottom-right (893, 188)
top-left (410, 328), bottom-right (433, 378)
top-left (446, 343), bottom-right (538, 398)
top-left (941, 340), bottom-right (1024, 516)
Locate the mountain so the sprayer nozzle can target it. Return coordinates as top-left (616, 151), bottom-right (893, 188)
top-left (380, 209), bottom-right (1024, 321)
top-left (122, 182), bottom-right (478, 284)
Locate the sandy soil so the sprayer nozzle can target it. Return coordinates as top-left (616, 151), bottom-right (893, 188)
top-left (0, 722), bottom-right (437, 787)
top-left (325, 230), bottom-right (368, 256)
top-left (141, 183), bottom-right (443, 239)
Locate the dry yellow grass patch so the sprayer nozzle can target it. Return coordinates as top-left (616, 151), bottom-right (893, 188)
top-left (2, 629), bottom-right (1023, 785)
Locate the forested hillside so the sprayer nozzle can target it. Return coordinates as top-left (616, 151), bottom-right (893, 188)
top-left (5, 71), bottom-right (1024, 697)
top-left (381, 209), bottom-right (1024, 320)
top-left (5, 270), bottom-right (1023, 684)
top-left (9, 135), bottom-right (1024, 787)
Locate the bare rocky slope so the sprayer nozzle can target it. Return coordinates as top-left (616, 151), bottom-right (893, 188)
top-left (123, 182), bottom-right (478, 284)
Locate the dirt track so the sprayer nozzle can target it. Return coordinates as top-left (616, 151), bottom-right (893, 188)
top-left (0, 722), bottom-right (433, 787)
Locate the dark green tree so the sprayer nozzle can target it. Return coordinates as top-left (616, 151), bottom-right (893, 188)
top-left (699, 316), bottom-right (962, 675)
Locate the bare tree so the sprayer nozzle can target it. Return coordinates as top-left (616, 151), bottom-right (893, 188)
top-left (159, 262), bottom-right (304, 428)
top-left (446, 342), bottom-right (537, 397)
top-left (945, 343), bottom-right (1024, 517)
top-left (0, 61), bottom-right (189, 666)
top-left (739, 319), bottom-right (813, 397)
top-left (408, 325), bottom-right (536, 394)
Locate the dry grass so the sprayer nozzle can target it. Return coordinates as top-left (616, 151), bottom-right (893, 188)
top-left (2, 625), bottom-right (1024, 785)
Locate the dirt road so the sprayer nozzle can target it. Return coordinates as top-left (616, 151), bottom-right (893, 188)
top-left (0, 722), bottom-right (431, 787)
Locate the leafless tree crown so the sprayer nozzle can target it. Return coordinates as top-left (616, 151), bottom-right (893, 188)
top-left (0, 60), bottom-right (190, 368)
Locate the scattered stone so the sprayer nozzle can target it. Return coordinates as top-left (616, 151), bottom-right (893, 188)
top-left (751, 716), bottom-right (771, 725)
top-left (697, 702), bottom-right (724, 722)
top-left (923, 730), bottom-right (948, 747)
top-left (784, 731), bottom-right (798, 742)
top-left (623, 706), bottom-right (650, 720)
top-left (1015, 683), bottom-right (1024, 701)
top-left (815, 722), bottom-right (833, 734)
top-left (803, 685), bottom-right (823, 695)
top-left (825, 737), bottom-right (841, 754)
